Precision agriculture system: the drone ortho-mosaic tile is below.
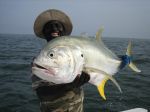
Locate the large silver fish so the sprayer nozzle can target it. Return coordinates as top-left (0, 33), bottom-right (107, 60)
top-left (32, 28), bottom-right (141, 100)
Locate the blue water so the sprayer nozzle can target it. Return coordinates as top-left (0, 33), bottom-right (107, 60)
top-left (0, 34), bottom-right (149, 112)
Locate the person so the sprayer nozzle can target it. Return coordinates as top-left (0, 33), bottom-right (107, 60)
top-left (32, 9), bottom-right (90, 112)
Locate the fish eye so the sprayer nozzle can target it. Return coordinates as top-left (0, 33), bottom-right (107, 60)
top-left (81, 54), bottom-right (83, 57)
top-left (50, 53), bottom-right (54, 57)
top-left (47, 51), bottom-right (55, 59)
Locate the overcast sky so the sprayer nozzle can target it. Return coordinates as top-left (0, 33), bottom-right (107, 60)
top-left (0, 0), bottom-right (150, 38)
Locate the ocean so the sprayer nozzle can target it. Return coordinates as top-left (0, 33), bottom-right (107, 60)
top-left (0, 34), bottom-right (149, 112)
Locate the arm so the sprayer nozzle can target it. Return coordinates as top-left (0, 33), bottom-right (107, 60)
top-left (36, 72), bottom-right (90, 96)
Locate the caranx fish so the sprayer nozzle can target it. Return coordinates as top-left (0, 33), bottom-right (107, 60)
top-left (32, 28), bottom-right (141, 100)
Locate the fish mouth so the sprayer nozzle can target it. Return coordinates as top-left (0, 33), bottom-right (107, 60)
top-left (32, 63), bottom-right (55, 75)
top-left (32, 63), bottom-right (46, 69)
top-left (33, 63), bottom-right (46, 69)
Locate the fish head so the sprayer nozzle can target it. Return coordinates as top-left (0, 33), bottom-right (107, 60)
top-left (32, 45), bottom-right (85, 84)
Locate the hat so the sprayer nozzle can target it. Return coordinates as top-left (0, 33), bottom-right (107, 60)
top-left (34, 9), bottom-right (73, 38)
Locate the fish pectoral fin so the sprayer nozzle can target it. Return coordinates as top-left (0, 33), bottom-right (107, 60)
top-left (129, 62), bottom-right (141, 73)
top-left (97, 78), bottom-right (108, 100)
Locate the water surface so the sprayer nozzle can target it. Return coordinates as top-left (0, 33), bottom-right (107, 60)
top-left (0, 34), bottom-right (149, 112)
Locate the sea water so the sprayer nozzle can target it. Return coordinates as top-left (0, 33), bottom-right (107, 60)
top-left (0, 34), bottom-right (149, 112)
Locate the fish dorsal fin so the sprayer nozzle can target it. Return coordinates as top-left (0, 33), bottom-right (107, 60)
top-left (96, 26), bottom-right (104, 41)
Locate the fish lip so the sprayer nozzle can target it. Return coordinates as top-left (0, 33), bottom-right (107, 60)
top-left (33, 63), bottom-right (46, 69)
top-left (32, 63), bottom-right (56, 76)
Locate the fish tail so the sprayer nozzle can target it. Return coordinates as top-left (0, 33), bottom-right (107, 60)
top-left (120, 41), bottom-right (141, 72)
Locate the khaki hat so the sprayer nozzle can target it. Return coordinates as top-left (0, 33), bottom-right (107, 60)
top-left (34, 9), bottom-right (73, 38)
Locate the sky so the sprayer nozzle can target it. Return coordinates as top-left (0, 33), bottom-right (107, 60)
top-left (0, 0), bottom-right (150, 38)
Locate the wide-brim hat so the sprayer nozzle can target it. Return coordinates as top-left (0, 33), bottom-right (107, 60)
top-left (34, 9), bottom-right (73, 38)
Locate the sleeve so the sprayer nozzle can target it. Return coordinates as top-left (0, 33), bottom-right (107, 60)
top-left (31, 74), bottom-right (55, 90)
top-left (33, 72), bottom-right (90, 96)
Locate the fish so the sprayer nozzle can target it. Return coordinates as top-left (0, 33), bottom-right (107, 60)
top-left (32, 45), bottom-right (85, 84)
top-left (32, 27), bottom-right (141, 100)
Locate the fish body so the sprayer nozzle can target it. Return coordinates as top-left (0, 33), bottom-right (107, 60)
top-left (32, 28), bottom-right (141, 100)
top-left (46, 35), bottom-right (121, 74)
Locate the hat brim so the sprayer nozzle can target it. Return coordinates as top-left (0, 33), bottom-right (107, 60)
top-left (34, 9), bottom-right (73, 38)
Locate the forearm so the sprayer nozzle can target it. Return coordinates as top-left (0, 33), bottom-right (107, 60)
top-left (36, 82), bottom-right (75, 96)
top-left (35, 72), bottom-right (90, 96)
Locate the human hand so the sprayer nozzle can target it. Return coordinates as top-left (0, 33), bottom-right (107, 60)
top-left (71, 72), bottom-right (90, 88)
